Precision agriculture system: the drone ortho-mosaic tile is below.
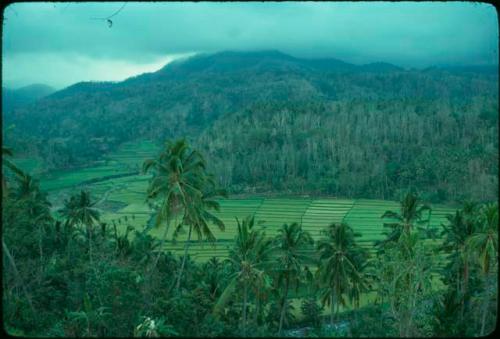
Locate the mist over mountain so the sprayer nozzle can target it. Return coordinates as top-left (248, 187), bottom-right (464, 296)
top-left (3, 50), bottom-right (498, 202)
top-left (3, 3), bottom-right (499, 337)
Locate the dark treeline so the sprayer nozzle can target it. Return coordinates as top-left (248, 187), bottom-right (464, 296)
top-left (3, 51), bottom-right (498, 204)
top-left (197, 97), bottom-right (497, 202)
top-left (2, 142), bottom-right (497, 337)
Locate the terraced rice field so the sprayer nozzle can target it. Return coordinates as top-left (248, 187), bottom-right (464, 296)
top-left (156, 198), bottom-right (454, 262)
top-left (14, 139), bottom-right (457, 264)
top-left (301, 199), bottom-right (355, 237)
top-left (39, 139), bottom-right (159, 193)
top-left (12, 139), bottom-right (459, 315)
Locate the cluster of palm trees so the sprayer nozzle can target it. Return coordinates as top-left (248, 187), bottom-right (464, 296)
top-left (211, 216), bottom-right (354, 335)
top-left (209, 191), bottom-right (497, 337)
top-left (139, 139), bottom-right (374, 334)
top-left (317, 222), bottom-right (370, 326)
top-left (138, 138), bottom-right (498, 336)
top-left (207, 216), bottom-right (376, 336)
top-left (369, 193), bottom-right (498, 337)
top-left (58, 190), bottom-right (101, 264)
top-left (213, 216), bottom-right (274, 335)
top-left (440, 201), bottom-right (498, 336)
top-left (2, 146), bottom-right (25, 196)
top-left (2, 146), bottom-right (54, 320)
top-left (3, 140), bottom-right (497, 337)
top-left (371, 193), bottom-right (436, 337)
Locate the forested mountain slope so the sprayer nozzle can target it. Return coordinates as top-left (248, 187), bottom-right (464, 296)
top-left (3, 51), bottom-right (498, 203)
top-left (2, 83), bottom-right (55, 113)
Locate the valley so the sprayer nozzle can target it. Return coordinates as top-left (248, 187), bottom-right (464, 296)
top-left (2, 3), bottom-right (497, 335)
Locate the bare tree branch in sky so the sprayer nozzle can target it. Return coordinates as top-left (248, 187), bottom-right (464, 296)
top-left (90, 2), bottom-right (127, 28)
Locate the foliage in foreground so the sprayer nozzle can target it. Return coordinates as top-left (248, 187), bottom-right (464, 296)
top-left (2, 141), bottom-right (498, 337)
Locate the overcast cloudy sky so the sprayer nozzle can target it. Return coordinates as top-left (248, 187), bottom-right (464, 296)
top-left (2, 1), bottom-right (498, 89)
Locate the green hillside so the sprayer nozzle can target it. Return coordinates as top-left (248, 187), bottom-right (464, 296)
top-left (14, 139), bottom-right (456, 263)
top-left (4, 51), bottom-right (498, 204)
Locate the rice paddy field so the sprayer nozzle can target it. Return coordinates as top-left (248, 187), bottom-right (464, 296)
top-left (13, 139), bottom-right (459, 314)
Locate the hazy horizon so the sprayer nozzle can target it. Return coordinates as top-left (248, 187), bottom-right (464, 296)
top-left (2, 2), bottom-right (498, 89)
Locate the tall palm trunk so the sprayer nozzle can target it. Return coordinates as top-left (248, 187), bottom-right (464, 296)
top-left (38, 224), bottom-right (44, 280)
top-left (461, 258), bottom-right (469, 320)
top-left (254, 276), bottom-right (265, 325)
top-left (278, 275), bottom-right (290, 335)
top-left (330, 289), bottom-right (335, 327)
top-left (406, 283), bottom-right (418, 338)
top-left (480, 274), bottom-right (490, 336)
top-left (151, 207), bottom-right (179, 272)
top-left (379, 293), bottom-right (384, 324)
top-left (113, 222), bottom-right (119, 251)
top-left (399, 317), bottom-right (405, 337)
top-left (456, 254), bottom-right (461, 319)
top-left (254, 290), bottom-right (260, 325)
top-left (2, 239), bottom-right (36, 317)
top-left (401, 273), bottom-right (413, 337)
top-left (242, 281), bottom-right (248, 336)
top-left (151, 221), bottom-right (170, 271)
top-left (66, 224), bottom-right (74, 260)
top-left (480, 299), bottom-right (489, 336)
top-left (2, 179), bottom-right (7, 198)
top-left (335, 297), bottom-right (340, 322)
top-left (86, 315), bottom-right (91, 336)
top-left (38, 227), bottom-right (43, 261)
top-left (351, 303), bottom-right (358, 336)
top-left (87, 224), bottom-right (93, 265)
top-left (175, 224), bottom-right (193, 291)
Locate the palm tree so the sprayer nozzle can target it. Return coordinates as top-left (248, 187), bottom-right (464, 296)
top-left (173, 181), bottom-right (227, 291)
top-left (316, 222), bottom-right (369, 327)
top-left (373, 231), bottom-right (434, 337)
top-left (131, 230), bottom-right (160, 265)
top-left (213, 216), bottom-right (274, 336)
top-left (250, 229), bottom-right (275, 327)
top-left (2, 146), bottom-right (24, 197)
top-left (440, 201), bottom-right (479, 321)
top-left (203, 257), bottom-right (224, 300)
top-left (267, 298), bottom-right (296, 331)
top-left (374, 195), bottom-right (436, 337)
top-left (2, 239), bottom-right (37, 318)
top-left (377, 192), bottom-right (431, 248)
top-left (59, 190), bottom-right (100, 264)
top-left (12, 173), bottom-right (52, 271)
top-left (274, 222), bottom-right (313, 335)
top-left (143, 138), bottom-right (207, 271)
top-left (465, 203), bottom-right (498, 336)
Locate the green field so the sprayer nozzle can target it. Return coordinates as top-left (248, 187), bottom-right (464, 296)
top-left (12, 139), bottom-right (458, 263)
top-left (11, 156), bottom-right (44, 175)
top-left (11, 139), bottom-right (459, 317)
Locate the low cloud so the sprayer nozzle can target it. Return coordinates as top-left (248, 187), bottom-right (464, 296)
top-left (2, 2), bottom-right (498, 88)
top-left (2, 52), bottom-right (194, 89)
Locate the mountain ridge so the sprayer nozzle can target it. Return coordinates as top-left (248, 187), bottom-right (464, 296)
top-left (2, 83), bottom-right (56, 112)
top-left (41, 50), bottom-right (498, 99)
top-left (3, 49), bottom-right (498, 203)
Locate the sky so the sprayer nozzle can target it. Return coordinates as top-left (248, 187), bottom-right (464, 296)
top-left (2, 1), bottom-right (498, 89)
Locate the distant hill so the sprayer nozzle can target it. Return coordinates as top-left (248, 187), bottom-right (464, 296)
top-left (2, 83), bottom-right (55, 112)
top-left (133, 50), bottom-right (396, 81)
top-left (3, 51), bottom-right (498, 203)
